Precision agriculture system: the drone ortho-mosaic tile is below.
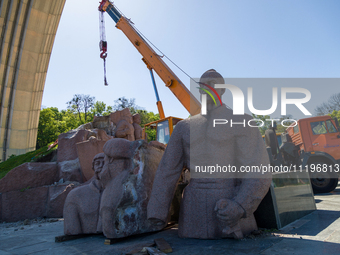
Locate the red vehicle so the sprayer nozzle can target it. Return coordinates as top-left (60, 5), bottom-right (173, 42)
top-left (266, 115), bottom-right (340, 193)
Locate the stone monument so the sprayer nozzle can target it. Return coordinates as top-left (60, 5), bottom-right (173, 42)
top-left (115, 115), bottom-right (135, 141)
top-left (133, 113), bottom-right (143, 140)
top-left (64, 153), bottom-right (105, 235)
top-left (63, 138), bottom-right (165, 238)
top-left (147, 69), bottom-right (272, 239)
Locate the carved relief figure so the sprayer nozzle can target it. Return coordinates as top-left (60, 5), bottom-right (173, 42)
top-left (64, 153), bottom-right (105, 235)
top-left (133, 113), bottom-right (143, 140)
top-left (115, 115), bottom-right (135, 141)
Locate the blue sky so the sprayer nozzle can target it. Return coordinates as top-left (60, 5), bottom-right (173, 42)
top-left (42, 0), bottom-right (340, 119)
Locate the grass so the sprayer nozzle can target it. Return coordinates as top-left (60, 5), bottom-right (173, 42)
top-left (0, 145), bottom-right (57, 180)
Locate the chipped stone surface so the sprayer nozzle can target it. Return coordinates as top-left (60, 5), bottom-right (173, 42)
top-left (64, 139), bottom-right (165, 239)
top-left (100, 139), bottom-right (165, 238)
top-left (58, 158), bottom-right (83, 183)
top-left (93, 115), bottom-right (114, 135)
top-left (110, 108), bottom-right (132, 126)
top-left (57, 130), bottom-right (90, 162)
top-left (1, 183), bottom-right (78, 222)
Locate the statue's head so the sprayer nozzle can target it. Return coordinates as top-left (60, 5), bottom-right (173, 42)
top-left (99, 139), bottom-right (141, 186)
top-left (199, 69), bottom-right (225, 98)
top-left (133, 113), bottom-right (141, 125)
top-left (92, 152), bottom-right (105, 180)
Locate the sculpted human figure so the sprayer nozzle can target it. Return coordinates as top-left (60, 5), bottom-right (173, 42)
top-left (133, 113), bottom-right (143, 140)
top-left (98, 139), bottom-right (135, 238)
top-left (115, 115), bottom-right (135, 141)
top-left (64, 153), bottom-right (105, 235)
top-left (147, 69), bottom-right (272, 239)
top-left (98, 138), bottom-right (164, 239)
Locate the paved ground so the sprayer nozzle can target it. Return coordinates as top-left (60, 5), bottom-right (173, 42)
top-left (1, 185), bottom-right (340, 255)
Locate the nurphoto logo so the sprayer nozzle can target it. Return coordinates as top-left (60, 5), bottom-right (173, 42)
top-left (199, 83), bottom-right (312, 128)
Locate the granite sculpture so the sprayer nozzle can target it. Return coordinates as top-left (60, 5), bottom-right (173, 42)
top-left (99, 138), bottom-right (165, 238)
top-left (147, 69), bottom-right (272, 239)
top-left (0, 108), bottom-right (146, 222)
top-left (63, 139), bottom-right (165, 238)
top-left (115, 115), bottom-right (135, 141)
top-left (133, 113), bottom-right (143, 140)
top-left (64, 153), bottom-right (105, 235)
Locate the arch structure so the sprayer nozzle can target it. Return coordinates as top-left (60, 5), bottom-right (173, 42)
top-left (0, 0), bottom-right (66, 161)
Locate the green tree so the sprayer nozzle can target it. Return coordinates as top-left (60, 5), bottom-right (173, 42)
top-left (36, 107), bottom-right (60, 149)
top-left (36, 108), bottom-right (80, 149)
top-left (113, 97), bottom-right (138, 111)
top-left (91, 101), bottom-right (113, 117)
top-left (67, 94), bottom-right (95, 123)
top-left (329, 110), bottom-right (340, 120)
top-left (37, 96), bottom-right (161, 148)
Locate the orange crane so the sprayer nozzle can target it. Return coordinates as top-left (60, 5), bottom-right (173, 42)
top-left (98, 0), bottom-right (201, 143)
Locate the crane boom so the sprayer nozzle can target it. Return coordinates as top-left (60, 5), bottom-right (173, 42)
top-left (99, 0), bottom-right (201, 116)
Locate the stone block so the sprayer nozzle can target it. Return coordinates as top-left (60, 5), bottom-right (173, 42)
top-left (57, 130), bottom-right (90, 162)
top-left (47, 183), bottom-right (78, 218)
top-left (58, 158), bottom-right (83, 183)
top-left (76, 139), bottom-right (107, 181)
top-left (110, 108), bottom-right (132, 125)
top-left (1, 186), bottom-right (49, 222)
top-left (0, 162), bottom-right (58, 193)
top-left (0, 193), bottom-right (2, 222)
top-left (92, 115), bottom-right (111, 130)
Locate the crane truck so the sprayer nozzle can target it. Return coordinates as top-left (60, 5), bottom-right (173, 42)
top-left (99, 1), bottom-right (340, 194)
top-left (98, 0), bottom-right (201, 143)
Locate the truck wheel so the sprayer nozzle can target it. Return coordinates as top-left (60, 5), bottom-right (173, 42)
top-left (310, 171), bottom-right (338, 194)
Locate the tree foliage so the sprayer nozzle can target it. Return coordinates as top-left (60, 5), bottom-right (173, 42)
top-left (329, 110), bottom-right (340, 120)
top-left (36, 107), bottom-right (79, 149)
top-left (37, 96), bottom-right (161, 147)
top-left (67, 94), bottom-right (95, 123)
top-left (91, 101), bottom-right (113, 117)
top-left (113, 97), bottom-right (138, 111)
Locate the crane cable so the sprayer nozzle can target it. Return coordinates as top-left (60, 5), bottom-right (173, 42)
top-left (109, 4), bottom-right (231, 109)
top-left (99, 10), bottom-right (108, 86)
top-left (130, 22), bottom-right (231, 109)
top-left (108, 4), bottom-right (196, 85)
top-left (130, 22), bottom-right (197, 85)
